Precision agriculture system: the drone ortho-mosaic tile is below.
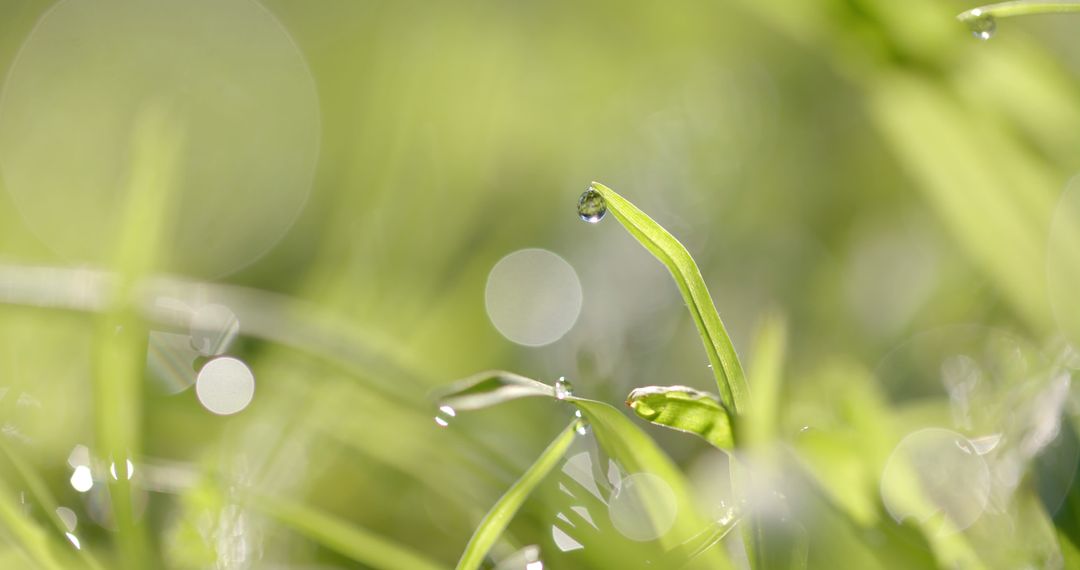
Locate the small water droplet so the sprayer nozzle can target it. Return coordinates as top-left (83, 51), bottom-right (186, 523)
top-left (554, 377), bottom-right (574, 400)
top-left (577, 187), bottom-right (606, 223)
top-left (966, 10), bottom-right (996, 40)
top-left (434, 405), bottom-right (456, 428)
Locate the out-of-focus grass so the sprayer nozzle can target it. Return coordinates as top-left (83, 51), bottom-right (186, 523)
top-left (0, 0), bottom-right (1078, 568)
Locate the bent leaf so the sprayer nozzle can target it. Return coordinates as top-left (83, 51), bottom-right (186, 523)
top-left (434, 370), bottom-right (554, 411)
top-left (626, 386), bottom-right (734, 450)
top-left (587, 182), bottom-right (748, 417)
top-left (456, 421), bottom-right (579, 570)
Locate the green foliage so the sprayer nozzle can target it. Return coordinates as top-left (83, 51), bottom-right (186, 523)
top-left (255, 495), bottom-right (447, 570)
top-left (626, 386), bottom-right (734, 450)
top-left (454, 421), bottom-right (578, 570)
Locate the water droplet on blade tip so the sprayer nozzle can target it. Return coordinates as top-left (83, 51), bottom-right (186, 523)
top-left (967, 11), bottom-right (996, 40)
top-left (577, 188), bottom-right (607, 223)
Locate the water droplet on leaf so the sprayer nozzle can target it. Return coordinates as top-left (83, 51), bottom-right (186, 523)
top-left (554, 376), bottom-right (574, 400)
top-left (577, 187), bottom-right (606, 223)
top-left (967, 11), bottom-right (996, 40)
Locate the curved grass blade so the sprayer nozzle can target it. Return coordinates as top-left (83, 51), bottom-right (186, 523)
top-left (434, 370), bottom-right (554, 411)
top-left (587, 182), bottom-right (748, 417)
top-left (626, 386), bottom-right (733, 450)
top-left (958, 1), bottom-right (1080, 23)
top-left (254, 495), bottom-right (446, 570)
top-left (456, 421), bottom-right (579, 570)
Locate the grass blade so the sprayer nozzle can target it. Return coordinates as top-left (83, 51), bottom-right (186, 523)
top-left (456, 421), bottom-right (580, 570)
top-left (94, 105), bottom-right (183, 568)
top-left (587, 182), bottom-right (748, 417)
top-left (958, 1), bottom-right (1080, 22)
top-left (254, 496), bottom-right (446, 570)
top-left (626, 386), bottom-right (733, 450)
top-left (434, 370), bottom-right (554, 411)
top-left (743, 312), bottom-right (787, 448)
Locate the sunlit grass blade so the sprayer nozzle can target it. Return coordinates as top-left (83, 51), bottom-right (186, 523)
top-left (434, 370), bottom-right (554, 411)
top-left (456, 420), bottom-right (579, 570)
top-left (253, 495), bottom-right (446, 570)
top-left (587, 182), bottom-right (748, 417)
top-left (958, 1), bottom-right (1080, 22)
top-left (626, 386), bottom-right (733, 450)
top-left (743, 312), bottom-right (787, 448)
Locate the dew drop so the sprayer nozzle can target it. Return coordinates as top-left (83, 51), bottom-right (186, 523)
top-left (577, 187), bottom-right (606, 223)
top-left (573, 410), bottom-right (590, 435)
top-left (434, 405), bottom-right (456, 428)
top-left (966, 10), bottom-right (996, 40)
top-left (554, 376), bottom-right (574, 400)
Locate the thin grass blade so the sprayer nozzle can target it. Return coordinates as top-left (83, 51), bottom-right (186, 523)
top-left (434, 370), bottom-right (554, 411)
top-left (456, 421), bottom-right (579, 570)
top-left (587, 182), bottom-right (748, 416)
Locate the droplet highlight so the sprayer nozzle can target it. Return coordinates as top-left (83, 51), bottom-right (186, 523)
top-left (966, 10), bottom-right (996, 40)
top-left (70, 465), bottom-right (93, 493)
top-left (434, 405), bottom-right (456, 428)
top-left (573, 409), bottom-right (589, 435)
top-left (577, 187), bottom-right (607, 223)
top-left (554, 376), bottom-right (574, 400)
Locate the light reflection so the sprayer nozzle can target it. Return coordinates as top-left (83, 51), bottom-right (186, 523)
top-left (70, 465), bottom-right (93, 493)
top-left (608, 472), bottom-right (678, 542)
top-left (494, 545), bottom-right (544, 570)
top-left (880, 428), bottom-right (990, 534)
top-left (55, 506), bottom-right (77, 532)
top-left (0, 0), bottom-right (320, 278)
top-left (484, 249), bottom-right (583, 347)
top-left (146, 331), bottom-right (200, 394)
top-left (189, 304), bottom-right (240, 356)
top-left (68, 445), bottom-right (90, 468)
top-left (195, 357), bottom-right (255, 415)
top-left (64, 532), bottom-right (81, 550)
top-left (551, 525), bottom-right (584, 552)
top-left (109, 459), bottom-right (135, 481)
top-left (434, 405), bottom-right (456, 428)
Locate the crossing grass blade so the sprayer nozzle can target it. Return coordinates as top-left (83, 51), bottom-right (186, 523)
top-left (455, 421), bottom-right (579, 570)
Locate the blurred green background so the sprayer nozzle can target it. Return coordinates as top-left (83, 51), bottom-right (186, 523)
top-left (1, 0), bottom-right (1080, 567)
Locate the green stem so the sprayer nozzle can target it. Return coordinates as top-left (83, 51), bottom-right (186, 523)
top-left (958, 1), bottom-right (1080, 21)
